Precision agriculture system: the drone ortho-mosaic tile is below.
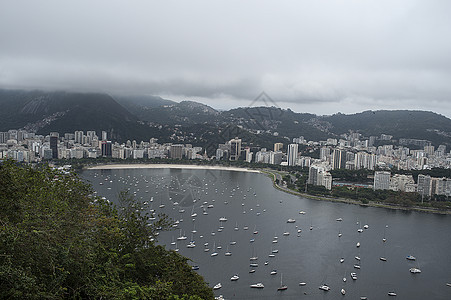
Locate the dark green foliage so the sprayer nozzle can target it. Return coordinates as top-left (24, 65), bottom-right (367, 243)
top-left (0, 160), bottom-right (213, 299)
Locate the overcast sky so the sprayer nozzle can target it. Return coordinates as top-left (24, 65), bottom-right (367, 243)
top-left (1, 0), bottom-right (451, 117)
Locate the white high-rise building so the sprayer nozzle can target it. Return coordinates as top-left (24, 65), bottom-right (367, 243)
top-left (287, 144), bottom-right (298, 166)
top-left (374, 171), bottom-right (391, 190)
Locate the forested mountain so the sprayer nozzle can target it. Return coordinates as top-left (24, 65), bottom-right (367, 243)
top-left (1, 89), bottom-right (451, 147)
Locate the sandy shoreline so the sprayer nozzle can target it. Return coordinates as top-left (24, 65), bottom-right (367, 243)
top-left (87, 163), bottom-right (261, 173)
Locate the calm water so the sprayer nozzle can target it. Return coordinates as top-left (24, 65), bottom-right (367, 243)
top-left (81, 168), bottom-right (451, 299)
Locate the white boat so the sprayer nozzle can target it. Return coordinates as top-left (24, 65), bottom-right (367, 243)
top-left (388, 292), bottom-right (397, 296)
top-left (190, 206), bottom-right (197, 217)
top-left (299, 211), bottom-right (306, 214)
top-left (219, 217), bottom-right (227, 222)
top-left (351, 272), bottom-right (357, 280)
top-left (336, 218), bottom-right (343, 221)
top-left (299, 282), bottom-right (307, 286)
top-left (355, 256), bottom-right (361, 261)
top-left (287, 218), bottom-right (296, 223)
top-left (234, 222), bottom-right (239, 231)
top-left (354, 264), bottom-right (361, 269)
top-left (410, 267), bottom-right (421, 273)
top-left (213, 283), bottom-right (222, 290)
top-left (250, 282), bottom-right (264, 288)
top-left (270, 270), bottom-right (277, 275)
top-left (277, 274), bottom-right (287, 291)
top-left (343, 277), bottom-right (346, 282)
top-left (406, 255), bottom-right (416, 261)
top-left (446, 283), bottom-right (451, 287)
top-left (272, 249), bottom-right (279, 253)
top-left (340, 258), bottom-right (345, 263)
top-left (250, 263), bottom-right (258, 267)
top-left (211, 242), bottom-right (218, 257)
top-left (283, 231), bottom-right (290, 236)
top-left (225, 245), bottom-right (232, 256)
top-left (231, 274), bottom-right (239, 281)
top-left (341, 288), bottom-right (346, 295)
top-left (363, 224), bottom-right (369, 229)
top-left (319, 284), bottom-right (330, 291)
top-left (380, 257), bottom-right (387, 261)
top-left (249, 269), bottom-right (256, 273)
top-left (356, 242), bottom-right (361, 247)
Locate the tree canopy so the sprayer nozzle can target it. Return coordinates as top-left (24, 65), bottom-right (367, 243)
top-left (0, 160), bottom-right (213, 299)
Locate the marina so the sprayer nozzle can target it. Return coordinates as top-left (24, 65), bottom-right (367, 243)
top-left (82, 167), bottom-right (451, 299)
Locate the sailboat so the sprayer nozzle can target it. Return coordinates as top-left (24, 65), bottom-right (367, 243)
top-left (234, 221), bottom-right (239, 231)
top-left (190, 205), bottom-right (197, 217)
top-left (211, 242), bottom-right (218, 257)
top-left (225, 245), bottom-right (232, 256)
top-left (277, 274), bottom-right (287, 291)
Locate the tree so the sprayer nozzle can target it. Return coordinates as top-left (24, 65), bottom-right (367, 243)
top-left (0, 160), bottom-right (213, 299)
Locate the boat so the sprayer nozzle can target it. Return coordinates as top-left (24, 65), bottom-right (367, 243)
top-left (340, 258), bottom-right (345, 263)
top-left (283, 231), bottom-right (290, 236)
top-left (354, 264), bottom-right (361, 269)
top-left (277, 274), bottom-right (287, 291)
top-left (250, 263), bottom-right (258, 267)
top-left (351, 272), bottom-right (357, 280)
top-left (211, 242), bottom-right (218, 257)
top-left (406, 255), bottom-right (416, 261)
top-left (270, 270), bottom-right (277, 275)
top-left (287, 218), bottom-right (296, 223)
top-left (355, 256), bottom-right (361, 261)
top-left (231, 274), bottom-right (239, 281)
top-left (250, 282), bottom-right (264, 288)
top-left (357, 228), bottom-right (363, 233)
top-left (410, 267), bottom-right (421, 273)
top-left (191, 265), bottom-right (199, 270)
top-left (234, 222), bottom-right (239, 231)
top-left (319, 284), bottom-right (330, 291)
top-left (380, 257), bottom-right (387, 261)
top-left (388, 292), bottom-right (397, 296)
top-left (299, 282), bottom-right (307, 286)
top-left (446, 283), bottom-right (451, 287)
top-left (343, 276), bottom-right (346, 282)
top-left (341, 288), bottom-right (346, 295)
top-left (356, 242), bottom-right (360, 247)
top-left (249, 269), bottom-right (256, 273)
top-left (190, 206), bottom-right (197, 218)
top-left (338, 232), bottom-right (342, 237)
top-left (225, 245), bottom-right (232, 256)
top-left (213, 283), bottom-right (222, 290)
top-left (230, 241), bottom-right (237, 245)
top-left (219, 217), bottom-right (227, 222)
top-left (272, 249), bottom-right (279, 253)
top-left (363, 224), bottom-right (369, 229)
top-left (253, 225), bottom-right (258, 234)
top-left (264, 261), bottom-right (269, 265)
top-left (336, 218), bottom-right (343, 221)
top-left (299, 211), bottom-right (306, 214)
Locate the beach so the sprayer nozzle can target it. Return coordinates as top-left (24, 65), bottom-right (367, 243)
top-left (88, 163), bottom-right (261, 173)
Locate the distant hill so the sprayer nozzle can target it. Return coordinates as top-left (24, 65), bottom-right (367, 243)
top-left (321, 110), bottom-right (451, 146)
top-left (1, 89), bottom-right (450, 147)
top-left (0, 89), bottom-right (169, 142)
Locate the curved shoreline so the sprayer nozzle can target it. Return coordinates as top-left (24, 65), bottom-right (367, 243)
top-left (87, 163), bottom-right (260, 173)
top-left (261, 170), bottom-right (451, 215)
top-left (85, 163), bottom-right (451, 215)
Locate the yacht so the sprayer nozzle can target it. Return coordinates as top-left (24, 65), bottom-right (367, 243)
top-left (319, 284), bottom-right (330, 291)
top-left (356, 242), bottom-right (361, 247)
top-left (380, 257), bottom-right (387, 261)
top-left (299, 282), bottom-right (307, 286)
top-left (250, 282), bottom-right (264, 288)
top-left (355, 256), bottom-right (361, 261)
top-left (388, 292), bottom-right (397, 296)
top-left (213, 283), bottom-right (222, 290)
top-left (341, 288), bottom-right (346, 295)
top-left (354, 264), bottom-right (361, 269)
top-left (249, 269), bottom-right (256, 273)
top-left (363, 224), bottom-right (369, 229)
top-left (270, 270), bottom-right (277, 275)
top-left (410, 267), bottom-right (421, 273)
top-left (230, 274), bottom-right (239, 281)
top-left (299, 211), bottom-right (306, 214)
top-left (336, 218), bottom-right (343, 221)
top-left (250, 263), bottom-right (258, 267)
top-left (219, 217), bottom-right (228, 222)
top-left (287, 218), bottom-right (296, 223)
top-left (351, 272), bottom-right (357, 280)
top-left (277, 274), bottom-right (287, 291)
top-left (191, 265), bottom-right (199, 270)
top-left (340, 258), bottom-right (345, 263)
top-left (283, 231), bottom-right (290, 236)
top-left (406, 255), bottom-right (416, 261)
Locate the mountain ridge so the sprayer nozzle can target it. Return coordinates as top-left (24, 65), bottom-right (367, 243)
top-left (1, 88), bottom-right (450, 147)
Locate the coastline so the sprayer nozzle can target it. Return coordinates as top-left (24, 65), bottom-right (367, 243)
top-left (85, 162), bottom-right (451, 215)
top-left (261, 169), bottom-right (451, 215)
top-left (87, 163), bottom-right (261, 173)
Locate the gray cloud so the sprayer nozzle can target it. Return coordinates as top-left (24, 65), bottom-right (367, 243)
top-left (1, 0), bottom-right (451, 117)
